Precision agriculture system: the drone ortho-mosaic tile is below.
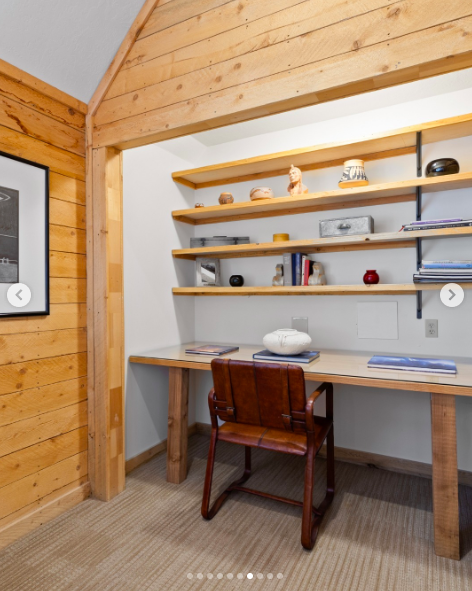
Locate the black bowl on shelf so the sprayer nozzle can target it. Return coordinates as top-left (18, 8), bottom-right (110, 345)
top-left (425, 158), bottom-right (460, 177)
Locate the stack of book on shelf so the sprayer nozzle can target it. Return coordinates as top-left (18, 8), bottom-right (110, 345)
top-left (400, 217), bottom-right (472, 232)
top-left (367, 355), bottom-right (457, 375)
top-left (414, 260), bottom-right (472, 283)
top-left (282, 253), bottom-right (314, 286)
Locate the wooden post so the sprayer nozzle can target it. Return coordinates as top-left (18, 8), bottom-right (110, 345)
top-left (88, 145), bottom-right (125, 501)
top-left (431, 393), bottom-right (460, 560)
top-left (167, 367), bottom-right (189, 484)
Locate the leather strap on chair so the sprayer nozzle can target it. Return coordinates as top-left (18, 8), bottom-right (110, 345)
top-left (221, 359), bottom-right (236, 421)
top-left (280, 366), bottom-right (292, 431)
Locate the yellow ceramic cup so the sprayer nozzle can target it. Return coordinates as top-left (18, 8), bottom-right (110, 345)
top-left (273, 233), bottom-right (290, 242)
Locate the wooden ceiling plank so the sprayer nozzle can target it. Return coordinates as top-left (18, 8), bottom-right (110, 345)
top-left (88, 0), bottom-right (161, 117)
top-left (93, 15), bottom-right (472, 148)
top-left (0, 58), bottom-right (87, 114)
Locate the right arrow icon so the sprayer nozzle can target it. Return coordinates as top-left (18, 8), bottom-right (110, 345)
top-left (440, 283), bottom-right (464, 308)
top-left (449, 289), bottom-right (456, 301)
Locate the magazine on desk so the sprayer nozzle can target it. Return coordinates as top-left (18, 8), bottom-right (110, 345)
top-left (368, 355), bottom-right (457, 375)
top-left (185, 345), bottom-right (239, 356)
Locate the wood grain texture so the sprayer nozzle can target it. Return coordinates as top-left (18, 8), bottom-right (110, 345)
top-left (88, 0), bottom-right (161, 116)
top-left (431, 393), bottom-right (460, 560)
top-left (172, 284), bottom-right (472, 296)
top-left (0, 93), bottom-right (85, 155)
top-left (0, 72), bottom-right (85, 130)
top-left (0, 124), bottom-right (85, 180)
top-left (0, 61), bottom-right (87, 548)
top-left (0, 328), bottom-right (86, 365)
top-left (0, 479), bottom-right (90, 551)
top-left (0, 426), bottom-right (88, 488)
top-left (50, 225), bottom-right (86, 255)
top-left (0, 451), bottom-right (87, 520)
top-left (50, 199), bottom-right (86, 230)
top-left (0, 303), bottom-right (86, 335)
top-left (0, 58), bottom-right (87, 115)
top-left (89, 147), bottom-right (124, 501)
top-left (99, 1), bottom-right (472, 126)
top-left (0, 377), bottom-right (87, 427)
top-left (0, 401), bottom-right (87, 458)
top-left (93, 4), bottom-right (472, 148)
top-left (50, 173), bottom-right (86, 206)
top-left (167, 367), bottom-right (189, 484)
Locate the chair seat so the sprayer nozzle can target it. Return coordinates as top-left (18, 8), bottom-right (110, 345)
top-left (218, 416), bottom-right (332, 456)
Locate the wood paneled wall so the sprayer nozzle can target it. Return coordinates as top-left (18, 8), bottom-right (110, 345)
top-left (0, 61), bottom-right (88, 549)
top-left (92, 0), bottom-right (472, 149)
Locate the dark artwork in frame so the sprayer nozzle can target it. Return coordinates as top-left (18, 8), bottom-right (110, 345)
top-left (0, 149), bottom-right (49, 317)
top-left (0, 185), bottom-right (19, 284)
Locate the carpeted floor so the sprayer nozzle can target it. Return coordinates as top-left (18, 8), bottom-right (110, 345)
top-left (1, 433), bottom-right (472, 591)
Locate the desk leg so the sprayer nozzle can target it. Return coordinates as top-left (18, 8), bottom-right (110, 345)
top-left (167, 367), bottom-right (189, 484)
top-left (431, 393), bottom-right (460, 560)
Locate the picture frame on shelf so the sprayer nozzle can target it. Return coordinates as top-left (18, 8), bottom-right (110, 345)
top-left (196, 257), bottom-right (221, 287)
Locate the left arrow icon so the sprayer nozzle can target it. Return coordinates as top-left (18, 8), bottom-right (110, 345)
top-left (7, 283), bottom-right (31, 308)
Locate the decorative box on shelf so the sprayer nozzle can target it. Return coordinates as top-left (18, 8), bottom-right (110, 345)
top-left (190, 236), bottom-right (250, 248)
top-left (319, 215), bottom-right (374, 238)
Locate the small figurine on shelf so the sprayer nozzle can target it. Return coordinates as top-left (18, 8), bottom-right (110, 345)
top-left (287, 165), bottom-right (308, 196)
top-left (308, 262), bottom-right (327, 285)
top-left (272, 263), bottom-right (284, 286)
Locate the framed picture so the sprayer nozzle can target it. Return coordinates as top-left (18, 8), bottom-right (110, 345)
top-left (196, 257), bottom-right (221, 287)
top-left (0, 150), bottom-right (49, 317)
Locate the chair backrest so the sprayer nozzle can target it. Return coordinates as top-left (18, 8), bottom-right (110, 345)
top-left (211, 359), bottom-right (307, 432)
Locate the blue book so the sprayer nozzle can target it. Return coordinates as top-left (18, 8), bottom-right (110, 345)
top-left (253, 350), bottom-right (320, 364)
top-left (368, 355), bottom-right (457, 375)
top-left (423, 260), bottom-right (472, 269)
top-left (292, 253), bottom-right (304, 286)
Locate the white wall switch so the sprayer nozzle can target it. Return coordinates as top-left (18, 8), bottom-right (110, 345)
top-left (357, 302), bottom-right (398, 340)
top-left (425, 319), bottom-right (438, 338)
top-left (292, 317), bottom-right (308, 334)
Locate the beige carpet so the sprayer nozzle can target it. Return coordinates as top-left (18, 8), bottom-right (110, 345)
top-left (1, 434), bottom-right (472, 591)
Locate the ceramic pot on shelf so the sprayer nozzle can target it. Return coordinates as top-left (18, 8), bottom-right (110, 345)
top-left (262, 328), bottom-right (312, 356)
top-left (218, 192), bottom-right (234, 205)
top-left (250, 187), bottom-right (274, 201)
top-left (363, 270), bottom-right (380, 285)
top-left (338, 159), bottom-right (369, 188)
top-left (229, 275), bottom-right (244, 287)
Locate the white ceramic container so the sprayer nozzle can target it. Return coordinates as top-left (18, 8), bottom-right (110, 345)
top-left (262, 328), bottom-right (312, 355)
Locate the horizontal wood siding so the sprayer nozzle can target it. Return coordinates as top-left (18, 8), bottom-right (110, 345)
top-left (0, 64), bottom-right (88, 546)
top-left (93, 0), bottom-right (472, 149)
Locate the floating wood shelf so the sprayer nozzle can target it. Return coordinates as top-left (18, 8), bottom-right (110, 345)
top-left (172, 226), bottom-right (472, 260)
top-left (173, 284), bottom-right (472, 297)
top-left (172, 114), bottom-right (472, 190)
top-left (172, 172), bottom-right (472, 226)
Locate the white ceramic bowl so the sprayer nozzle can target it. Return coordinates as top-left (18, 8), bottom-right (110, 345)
top-left (250, 187), bottom-right (274, 201)
top-left (262, 328), bottom-right (312, 355)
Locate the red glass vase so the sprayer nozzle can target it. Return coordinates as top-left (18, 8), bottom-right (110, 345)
top-left (363, 270), bottom-right (379, 284)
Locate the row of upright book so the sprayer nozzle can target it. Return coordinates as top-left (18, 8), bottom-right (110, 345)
top-left (282, 253), bottom-right (320, 286)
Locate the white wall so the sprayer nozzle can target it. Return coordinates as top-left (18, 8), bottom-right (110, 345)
top-left (123, 144), bottom-right (196, 461)
top-left (123, 79), bottom-right (472, 468)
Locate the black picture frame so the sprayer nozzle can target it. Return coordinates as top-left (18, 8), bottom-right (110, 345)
top-left (0, 149), bottom-right (49, 318)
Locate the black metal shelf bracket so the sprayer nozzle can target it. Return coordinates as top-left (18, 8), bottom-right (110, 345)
top-left (416, 131), bottom-right (423, 319)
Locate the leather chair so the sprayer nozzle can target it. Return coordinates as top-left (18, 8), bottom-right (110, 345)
top-left (201, 358), bottom-right (334, 550)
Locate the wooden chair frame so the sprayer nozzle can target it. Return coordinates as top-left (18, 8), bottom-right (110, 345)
top-left (201, 382), bottom-right (334, 550)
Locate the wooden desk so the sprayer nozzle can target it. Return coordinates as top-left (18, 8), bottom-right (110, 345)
top-left (130, 344), bottom-right (472, 561)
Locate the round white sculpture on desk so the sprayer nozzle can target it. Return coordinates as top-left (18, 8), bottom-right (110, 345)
top-left (262, 328), bottom-right (312, 355)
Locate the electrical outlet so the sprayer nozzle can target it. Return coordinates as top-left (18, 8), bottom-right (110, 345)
top-left (425, 319), bottom-right (438, 338)
top-left (292, 317), bottom-right (308, 334)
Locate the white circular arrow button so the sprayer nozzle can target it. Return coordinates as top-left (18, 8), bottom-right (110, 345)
top-left (7, 283), bottom-right (32, 308)
top-left (440, 283), bottom-right (464, 308)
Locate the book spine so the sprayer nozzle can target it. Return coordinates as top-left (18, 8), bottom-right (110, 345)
top-left (423, 263), bottom-right (472, 269)
top-left (283, 253), bottom-right (293, 286)
top-left (301, 255), bottom-right (307, 285)
top-left (294, 253), bottom-right (303, 286)
top-left (303, 259), bottom-right (311, 286)
top-left (403, 221), bottom-right (472, 231)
